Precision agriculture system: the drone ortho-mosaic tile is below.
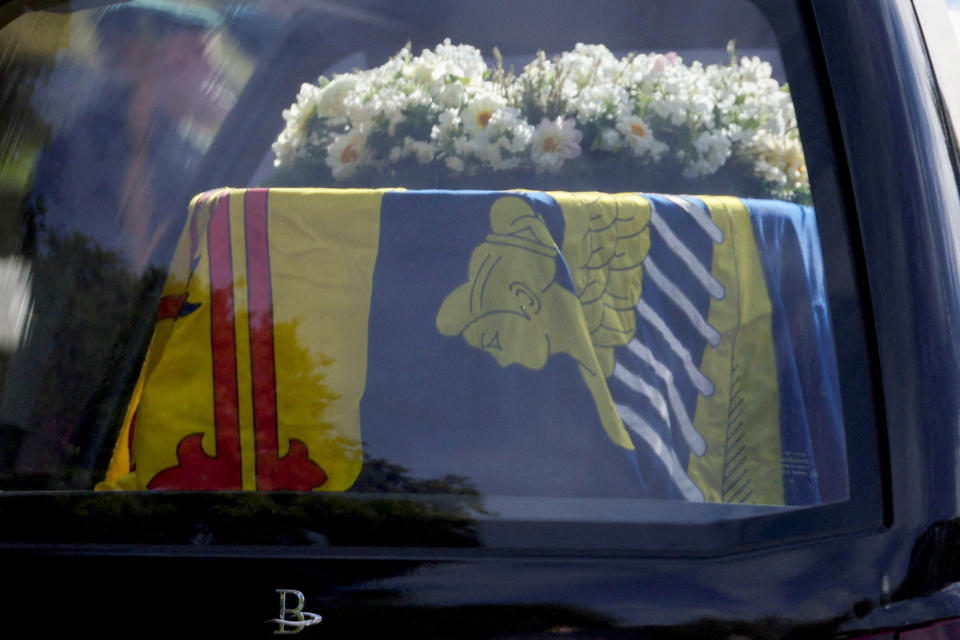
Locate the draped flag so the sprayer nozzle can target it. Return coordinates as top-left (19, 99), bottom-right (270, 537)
top-left (99, 188), bottom-right (847, 505)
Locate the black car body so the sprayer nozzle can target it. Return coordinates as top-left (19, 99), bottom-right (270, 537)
top-left (2, 1), bottom-right (960, 638)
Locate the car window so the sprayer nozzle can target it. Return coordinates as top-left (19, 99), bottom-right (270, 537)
top-left (0, 0), bottom-right (871, 547)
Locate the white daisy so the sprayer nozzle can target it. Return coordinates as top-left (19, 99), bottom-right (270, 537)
top-left (616, 115), bottom-right (668, 160)
top-left (530, 117), bottom-right (583, 174)
top-left (325, 128), bottom-right (368, 180)
top-left (462, 92), bottom-right (506, 137)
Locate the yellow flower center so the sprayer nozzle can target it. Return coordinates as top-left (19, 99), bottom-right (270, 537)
top-left (631, 123), bottom-right (646, 137)
top-left (341, 144), bottom-right (358, 164)
top-left (477, 111), bottom-right (492, 128)
top-left (542, 136), bottom-right (559, 152)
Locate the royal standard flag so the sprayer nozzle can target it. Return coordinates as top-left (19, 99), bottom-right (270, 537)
top-left (99, 188), bottom-right (847, 505)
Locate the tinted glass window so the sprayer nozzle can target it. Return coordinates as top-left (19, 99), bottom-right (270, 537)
top-left (0, 0), bottom-right (864, 543)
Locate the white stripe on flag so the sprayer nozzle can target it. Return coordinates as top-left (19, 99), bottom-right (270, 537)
top-left (625, 339), bottom-right (707, 456)
top-left (636, 299), bottom-right (715, 398)
top-left (644, 256), bottom-right (721, 347)
top-left (650, 207), bottom-right (725, 300)
top-left (613, 361), bottom-right (670, 426)
top-left (616, 402), bottom-right (705, 502)
top-left (663, 194), bottom-right (724, 244)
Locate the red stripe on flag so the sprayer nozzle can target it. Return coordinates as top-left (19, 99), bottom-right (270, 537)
top-left (207, 193), bottom-right (243, 488)
top-left (148, 192), bottom-right (244, 490)
top-left (244, 188), bottom-right (280, 490)
top-left (244, 189), bottom-right (327, 490)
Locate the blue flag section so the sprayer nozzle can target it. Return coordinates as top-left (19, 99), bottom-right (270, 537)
top-left (746, 198), bottom-right (849, 504)
top-left (102, 188), bottom-right (847, 505)
top-left (606, 194), bottom-right (718, 503)
top-left (359, 190), bottom-right (847, 505)
top-left (360, 191), bottom-right (651, 498)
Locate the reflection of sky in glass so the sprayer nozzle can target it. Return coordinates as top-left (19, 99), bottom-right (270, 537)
top-left (17, 8), bottom-right (255, 271)
top-left (0, 257), bottom-right (32, 353)
top-left (951, 0), bottom-right (960, 41)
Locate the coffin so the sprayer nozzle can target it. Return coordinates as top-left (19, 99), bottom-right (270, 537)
top-left (98, 188), bottom-right (847, 506)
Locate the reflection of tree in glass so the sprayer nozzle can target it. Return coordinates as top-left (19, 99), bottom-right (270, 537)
top-left (269, 317), bottom-right (361, 480)
top-left (0, 15), bottom-right (65, 474)
top-left (351, 454), bottom-right (479, 496)
top-left (349, 453), bottom-right (488, 520)
top-left (0, 226), bottom-right (163, 489)
top-left (0, 489), bottom-right (483, 547)
top-left (145, 313), bottom-right (357, 491)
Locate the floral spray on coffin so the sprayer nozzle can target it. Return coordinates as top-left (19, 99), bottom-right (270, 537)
top-left (268, 40), bottom-right (808, 202)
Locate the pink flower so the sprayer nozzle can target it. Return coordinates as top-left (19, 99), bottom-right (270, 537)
top-left (651, 51), bottom-right (679, 74)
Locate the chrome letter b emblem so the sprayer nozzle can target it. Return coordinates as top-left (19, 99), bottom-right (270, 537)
top-left (268, 589), bottom-right (322, 634)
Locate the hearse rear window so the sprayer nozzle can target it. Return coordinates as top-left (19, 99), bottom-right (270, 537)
top-left (0, 0), bottom-right (874, 547)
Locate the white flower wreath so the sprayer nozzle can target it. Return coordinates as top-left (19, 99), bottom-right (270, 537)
top-left (270, 40), bottom-right (809, 202)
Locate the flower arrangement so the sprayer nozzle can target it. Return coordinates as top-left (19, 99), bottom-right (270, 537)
top-left (269, 40), bottom-right (809, 202)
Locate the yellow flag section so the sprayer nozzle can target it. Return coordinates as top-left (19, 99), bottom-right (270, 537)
top-left (550, 192), bottom-right (651, 379)
top-left (686, 196), bottom-right (783, 505)
top-left (435, 193), bottom-right (651, 452)
top-left (99, 188), bottom-right (381, 491)
top-left (551, 192), bottom-right (652, 449)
